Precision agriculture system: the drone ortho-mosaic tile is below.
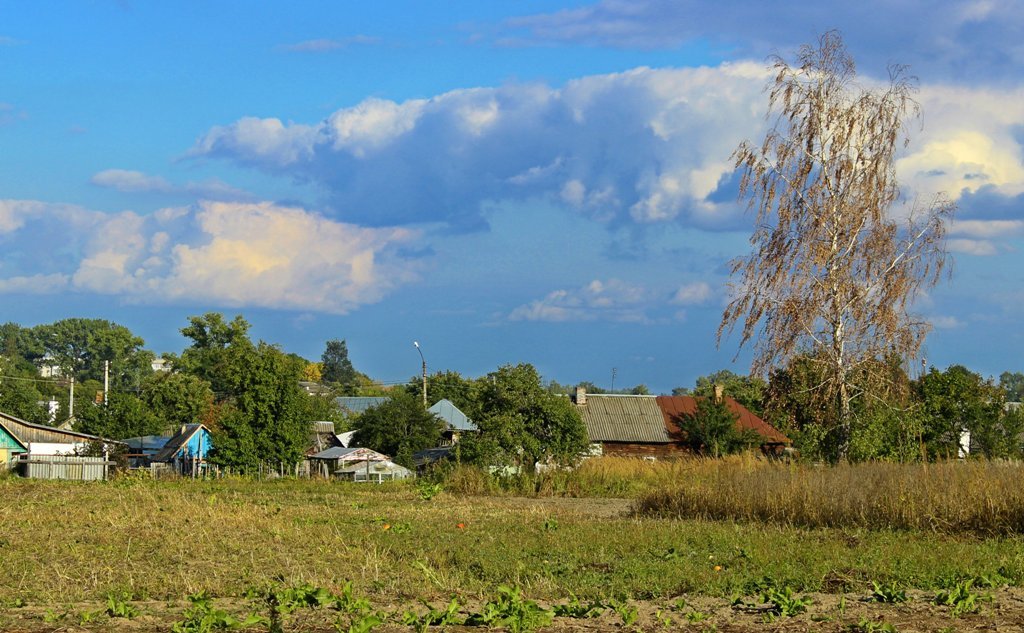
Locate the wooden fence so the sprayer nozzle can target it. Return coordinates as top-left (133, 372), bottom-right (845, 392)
top-left (17, 454), bottom-right (113, 481)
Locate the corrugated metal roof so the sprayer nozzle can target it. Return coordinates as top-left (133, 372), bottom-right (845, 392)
top-left (0, 411), bottom-right (123, 445)
top-left (428, 399), bottom-right (477, 431)
top-left (311, 421), bottom-right (336, 434)
top-left (335, 397), bottom-right (388, 415)
top-left (577, 395), bottom-right (671, 443)
top-left (309, 446), bottom-right (388, 461)
top-left (656, 395), bottom-right (790, 444)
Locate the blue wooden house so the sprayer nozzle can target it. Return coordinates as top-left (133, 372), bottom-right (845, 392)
top-left (151, 424), bottom-right (213, 477)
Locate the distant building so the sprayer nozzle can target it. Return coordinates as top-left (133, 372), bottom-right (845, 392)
top-left (574, 388), bottom-right (789, 458)
top-left (151, 357), bottom-right (171, 372)
top-left (151, 424), bottom-right (212, 477)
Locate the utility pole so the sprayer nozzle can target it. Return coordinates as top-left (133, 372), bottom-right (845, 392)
top-left (611, 367), bottom-right (617, 393)
top-left (103, 360), bottom-right (109, 406)
top-left (68, 376), bottom-right (75, 419)
top-left (414, 341), bottom-right (427, 407)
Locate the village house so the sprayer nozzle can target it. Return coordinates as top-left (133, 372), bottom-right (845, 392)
top-left (573, 387), bottom-right (788, 457)
top-left (0, 410), bottom-right (124, 479)
top-left (150, 424), bottom-right (213, 477)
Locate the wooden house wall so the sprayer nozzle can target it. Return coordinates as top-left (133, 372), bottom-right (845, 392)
top-left (600, 442), bottom-right (691, 458)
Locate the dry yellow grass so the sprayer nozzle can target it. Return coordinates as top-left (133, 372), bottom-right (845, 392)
top-left (632, 458), bottom-right (1024, 534)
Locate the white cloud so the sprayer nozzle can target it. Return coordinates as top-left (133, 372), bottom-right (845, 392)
top-left (930, 315), bottom-right (966, 329)
top-left (671, 281), bottom-right (712, 305)
top-left (509, 278), bottom-right (665, 323)
top-left (949, 219), bottom-right (1024, 238)
top-left (192, 117), bottom-right (319, 168)
top-left (0, 273), bottom-right (69, 294)
top-left (947, 238), bottom-right (999, 256)
top-left (191, 64), bottom-right (769, 231)
top-left (0, 199), bottom-right (420, 313)
top-left (91, 168), bottom-right (252, 201)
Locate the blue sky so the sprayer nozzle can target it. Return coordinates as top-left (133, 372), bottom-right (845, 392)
top-left (1, 1), bottom-right (1022, 393)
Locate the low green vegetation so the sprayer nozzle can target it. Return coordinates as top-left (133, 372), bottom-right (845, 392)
top-left (1, 471), bottom-right (1023, 611)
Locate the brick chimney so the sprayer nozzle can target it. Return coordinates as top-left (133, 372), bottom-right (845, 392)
top-left (576, 385), bottom-right (587, 405)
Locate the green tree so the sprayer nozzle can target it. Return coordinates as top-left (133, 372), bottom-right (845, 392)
top-left (142, 372), bottom-right (215, 434)
top-left (692, 370), bottom-right (767, 415)
top-left (918, 365), bottom-right (1008, 459)
top-left (999, 371), bottom-right (1024, 402)
top-left (321, 339), bottom-right (357, 392)
top-left (462, 364), bottom-right (588, 471)
top-left (74, 392), bottom-right (163, 440)
top-left (177, 314), bottom-right (312, 470)
top-left (32, 318), bottom-right (153, 389)
top-left (719, 32), bottom-right (953, 460)
top-left (210, 341), bottom-right (310, 470)
top-left (0, 368), bottom-right (50, 424)
top-left (765, 353), bottom-right (915, 461)
top-left (352, 391), bottom-right (444, 467)
top-left (676, 396), bottom-right (755, 457)
top-left (177, 313), bottom-right (252, 397)
top-left (407, 370), bottom-right (479, 413)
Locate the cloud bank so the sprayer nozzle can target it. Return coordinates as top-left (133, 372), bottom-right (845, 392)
top-left (191, 63), bottom-right (1024, 249)
top-left (192, 63), bottom-right (771, 232)
top-left (499, 0), bottom-right (1024, 83)
top-left (0, 199), bottom-right (419, 313)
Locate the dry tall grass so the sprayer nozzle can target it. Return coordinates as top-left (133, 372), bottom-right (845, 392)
top-left (632, 458), bottom-right (1024, 535)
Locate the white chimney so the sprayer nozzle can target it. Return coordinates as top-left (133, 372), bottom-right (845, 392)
top-left (576, 385), bottom-right (587, 405)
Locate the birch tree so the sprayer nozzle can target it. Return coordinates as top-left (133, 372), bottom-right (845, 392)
top-left (719, 31), bottom-right (954, 460)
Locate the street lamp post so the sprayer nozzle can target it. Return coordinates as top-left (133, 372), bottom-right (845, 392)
top-left (413, 341), bottom-right (427, 407)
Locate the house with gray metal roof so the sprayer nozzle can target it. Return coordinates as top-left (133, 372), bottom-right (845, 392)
top-left (574, 387), bottom-right (788, 457)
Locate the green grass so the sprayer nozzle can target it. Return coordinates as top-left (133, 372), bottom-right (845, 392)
top-left (0, 475), bottom-right (1022, 608)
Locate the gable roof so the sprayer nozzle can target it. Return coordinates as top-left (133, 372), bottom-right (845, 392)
top-left (576, 394), bottom-right (671, 443)
top-left (656, 395), bottom-right (790, 444)
top-left (428, 399), bottom-right (477, 431)
top-left (0, 410), bottom-right (122, 446)
top-left (574, 394), bottom-right (790, 446)
top-left (152, 424), bottom-right (210, 462)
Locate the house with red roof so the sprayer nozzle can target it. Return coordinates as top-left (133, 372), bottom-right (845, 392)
top-left (573, 387), bottom-right (788, 458)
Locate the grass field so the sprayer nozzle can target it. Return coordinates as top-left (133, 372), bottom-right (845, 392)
top-left (1, 459), bottom-right (1023, 631)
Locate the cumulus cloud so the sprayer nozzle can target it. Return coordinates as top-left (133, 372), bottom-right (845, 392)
top-left (509, 279), bottom-right (653, 322)
top-left (499, 0), bottom-right (1024, 83)
top-left (278, 36), bottom-right (380, 52)
top-left (91, 169), bottom-right (253, 201)
top-left (190, 61), bottom-right (1024, 238)
top-left (0, 199), bottom-right (420, 313)
top-left (191, 64), bottom-right (770, 231)
top-left (897, 85), bottom-right (1024, 202)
